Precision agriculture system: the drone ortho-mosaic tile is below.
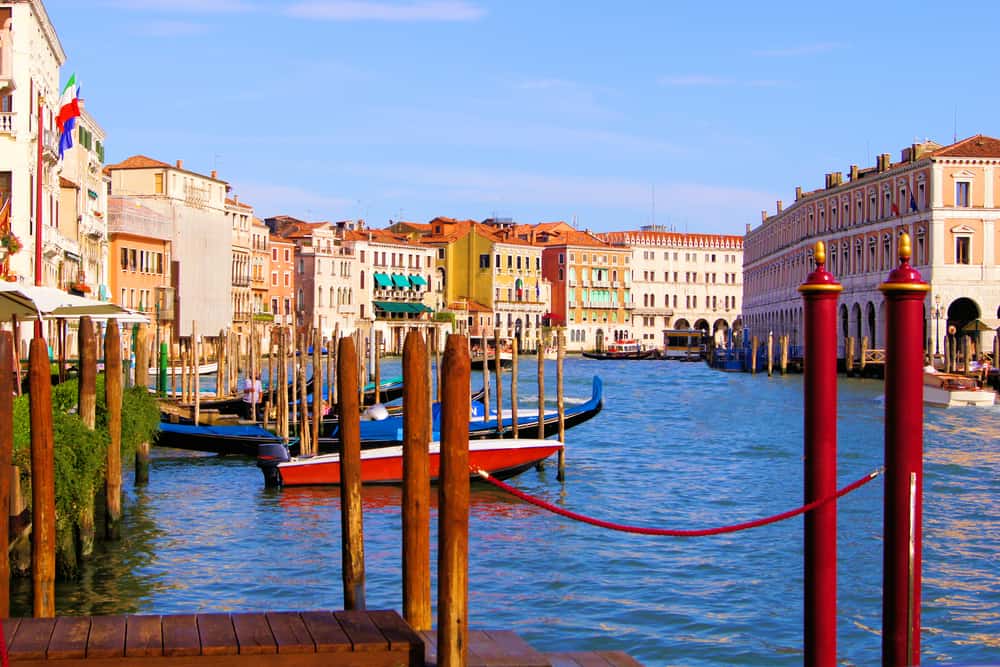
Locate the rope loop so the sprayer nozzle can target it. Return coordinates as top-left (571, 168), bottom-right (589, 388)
top-left (475, 467), bottom-right (883, 537)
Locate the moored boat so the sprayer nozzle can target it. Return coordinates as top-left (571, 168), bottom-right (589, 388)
top-left (581, 340), bottom-right (653, 360)
top-left (923, 371), bottom-right (997, 407)
top-left (258, 438), bottom-right (562, 487)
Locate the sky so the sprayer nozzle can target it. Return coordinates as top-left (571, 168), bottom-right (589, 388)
top-left (45, 1), bottom-right (1000, 235)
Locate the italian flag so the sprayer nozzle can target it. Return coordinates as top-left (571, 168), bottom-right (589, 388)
top-left (56, 73), bottom-right (81, 159)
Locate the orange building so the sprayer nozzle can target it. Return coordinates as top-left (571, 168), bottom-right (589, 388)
top-left (107, 196), bottom-right (173, 335)
top-left (268, 234), bottom-right (295, 327)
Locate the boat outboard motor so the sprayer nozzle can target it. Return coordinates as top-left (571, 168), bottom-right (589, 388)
top-left (257, 442), bottom-right (290, 488)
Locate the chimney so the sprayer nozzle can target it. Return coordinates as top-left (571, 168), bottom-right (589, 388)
top-left (761, 210), bottom-right (767, 222)
top-left (233, 195), bottom-right (239, 204)
top-left (176, 159), bottom-right (183, 169)
top-left (832, 171), bottom-right (842, 186)
top-left (776, 200), bottom-right (783, 214)
top-left (746, 222), bottom-right (752, 233)
top-left (210, 169), bottom-right (217, 179)
top-left (849, 164), bottom-right (858, 181)
top-left (795, 186), bottom-right (802, 200)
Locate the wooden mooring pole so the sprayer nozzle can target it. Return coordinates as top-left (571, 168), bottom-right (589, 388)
top-left (799, 241), bottom-right (842, 666)
top-left (134, 324), bottom-right (151, 484)
top-left (481, 336), bottom-right (490, 424)
top-left (0, 331), bottom-right (13, 617)
top-left (29, 336), bottom-right (55, 617)
top-left (511, 335), bottom-right (519, 439)
top-left (338, 336), bottom-right (366, 609)
top-left (438, 333), bottom-right (470, 667)
top-left (557, 328), bottom-right (566, 481)
top-left (402, 331), bottom-right (431, 631)
top-left (493, 328), bottom-right (502, 434)
top-left (536, 332), bottom-right (545, 440)
top-left (78, 317), bottom-right (96, 429)
top-left (879, 234), bottom-right (928, 666)
top-left (105, 321), bottom-right (123, 540)
top-left (751, 335), bottom-right (758, 374)
top-left (767, 331), bottom-right (774, 377)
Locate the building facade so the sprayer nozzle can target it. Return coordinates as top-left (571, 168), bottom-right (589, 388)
top-left (107, 196), bottom-right (172, 337)
top-left (267, 234), bottom-right (295, 327)
top-left (0, 0), bottom-right (65, 286)
top-left (743, 135), bottom-right (1000, 358)
top-left (226, 195), bottom-right (253, 337)
top-left (106, 156), bottom-right (231, 337)
top-left (58, 109), bottom-right (108, 298)
top-left (250, 216), bottom-right (269, 317)
top-left (600, 227), bottom-right (744, 346)
top-left (346, 227), bottom-right (436, 352)
top-left (530, 223), bottom-right (632, 351)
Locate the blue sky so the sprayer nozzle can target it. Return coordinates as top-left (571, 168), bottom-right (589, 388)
top-left (47, 1), bottom-right (1000, 234)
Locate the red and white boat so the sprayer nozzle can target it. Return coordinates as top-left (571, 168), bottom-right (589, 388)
top-left (259, 438), bottom-right (562, 487)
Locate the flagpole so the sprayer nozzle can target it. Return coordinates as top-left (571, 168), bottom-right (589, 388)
top-left (35, 94), bottom-right (43, 288)
top-left (34, 94), bottom-right (44, 339)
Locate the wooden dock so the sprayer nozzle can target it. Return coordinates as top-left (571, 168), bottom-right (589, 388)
top-left (3, 612), bottom-right (644, 666)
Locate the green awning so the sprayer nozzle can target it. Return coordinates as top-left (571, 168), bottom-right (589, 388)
top-left (392, 274), bottom-right (411, 289)
top-left (409, 274), bottom-right (428, 287)
top-left (411, 303), bottom-right (433, 313)
top-left (373, 272), bottom-right (393, 288)
top-left (374, 300), bottom-right (411, 313)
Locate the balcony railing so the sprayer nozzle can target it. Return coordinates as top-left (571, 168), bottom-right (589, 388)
top-left (0, 112), bottom-right (13, 135)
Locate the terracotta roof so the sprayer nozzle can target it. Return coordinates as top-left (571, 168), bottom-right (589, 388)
top-left (343, 228), bottom-right (426, 247)
top-left (932, 134), bottom-right (1000, 158)
top-left (105, 155), bottom-right (172, 170)
top-left (59, 176), bottom-right (78, 189)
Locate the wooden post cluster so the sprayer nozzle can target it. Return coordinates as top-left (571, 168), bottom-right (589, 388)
top-left (337, 337), bottom-right (366, 610)
top-left (438, 334), bottom-right (470, 667)
top-left (402, 331), bottom-right (431, 630)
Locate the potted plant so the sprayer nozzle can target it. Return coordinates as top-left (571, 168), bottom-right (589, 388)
top-left (1, 231), bottom-right (23, 256)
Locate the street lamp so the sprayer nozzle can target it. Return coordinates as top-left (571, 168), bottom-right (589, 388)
top-left (933, 294), bottom-right (942, 357)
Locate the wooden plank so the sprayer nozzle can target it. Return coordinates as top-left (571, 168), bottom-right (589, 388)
top-left (86, 615), bottom-right (126, 658)
top-left (265, 612), bottom-right (315, 655)
top-left (232, 612), bottom-right (277, 655)
top-left (334, 610), bottom-right (388, 652)
top-left (46, 616), bottom-right (91, 659)
top-left (7, 617), bottom-right (55, 660)
top-left (162, 614), bottom-right (201, 657)
top-left (2, 617), bottom-right (21, 654)
top-left (197, 613), bottom-right (239, 656)
top-left (368, 609), bottom-right (422, 663)
top-left (479, 629), bottom-right (551, 667)
top-left (299, 611), bottom-right (351, 653)
top-left (545, 654), bottom-right (587, 667)
top-left (125, 614), bottom-right (163, 657)
top-left (419, 629), bottom-right (437, 666)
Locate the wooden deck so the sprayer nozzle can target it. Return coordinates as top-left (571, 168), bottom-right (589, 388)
top-left (3, 613), bottom-right (645, 666)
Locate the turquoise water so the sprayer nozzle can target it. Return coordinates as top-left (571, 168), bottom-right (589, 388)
top-left (12, 359), bottom-right (1000, 666)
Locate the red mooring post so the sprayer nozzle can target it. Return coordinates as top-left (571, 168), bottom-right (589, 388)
top-left (879, 232), bottom-right (928, 666)
top-left (798, 241), bottom-right (842, 667)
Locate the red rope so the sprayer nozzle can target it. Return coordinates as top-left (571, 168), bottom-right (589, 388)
top-left (475, 467), bottom-right (883, 537)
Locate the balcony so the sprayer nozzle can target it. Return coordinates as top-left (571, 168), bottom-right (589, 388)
top-left (0, 112), bottom-right (13, 136)
top-left (79, 216), bottom-right (106, 241)
top-left (232, 276), bottom-right (251, 288)
top-left (41, 128), bottom-right (59, 162)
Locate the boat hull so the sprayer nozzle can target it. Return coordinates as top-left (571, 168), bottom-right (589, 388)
top-left (923, 383), bottom-right (997, 407)
top-left (275, 439), bottom-right (562, 486)
top-left (581, 349), bottom-right (653, 360)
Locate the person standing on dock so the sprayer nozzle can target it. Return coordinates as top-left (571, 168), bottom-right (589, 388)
top-left (240, 371), bottom-right (262, 420)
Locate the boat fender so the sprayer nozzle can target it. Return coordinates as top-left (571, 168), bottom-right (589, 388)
top-left (362, 403), bottom-right (390, 421)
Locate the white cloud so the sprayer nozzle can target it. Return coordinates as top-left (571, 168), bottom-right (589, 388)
top-left (752, 42), bottom-right (845, 57)
top-left (285, 1), bottom-right (486, 21)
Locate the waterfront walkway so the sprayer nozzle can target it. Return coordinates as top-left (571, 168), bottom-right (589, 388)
top-left (3, 611), bottom-right (644, 666)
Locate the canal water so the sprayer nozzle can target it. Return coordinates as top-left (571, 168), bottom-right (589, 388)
top-left (11, 359), bottom-right (1000, 666)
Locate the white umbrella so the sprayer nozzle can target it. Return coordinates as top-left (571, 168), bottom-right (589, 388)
top-left (0, 282), bottom-right (148, 322)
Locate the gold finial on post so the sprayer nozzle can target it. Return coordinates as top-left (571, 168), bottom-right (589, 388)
top-left (898, 232), bottom-right (911, 263)
top-left (814, 240), bottom-right (826, 267)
